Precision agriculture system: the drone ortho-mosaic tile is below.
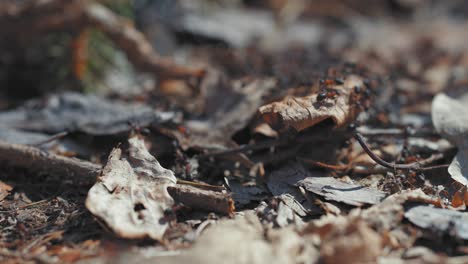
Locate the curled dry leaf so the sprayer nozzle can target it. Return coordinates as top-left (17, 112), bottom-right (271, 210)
top-left (258, 75), bottom-right (365, 132)
top-left (86, 136), bottom-right (176, 240)
top-left (431, 92), bottom-right (468, 185)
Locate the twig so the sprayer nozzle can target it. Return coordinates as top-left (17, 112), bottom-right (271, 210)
top-left (356, 127), bottom-right (438, 138)
top-left (0, 140), bottom-right (231, 215)
top-left (199, 132), bottom-right (343, 159)
top-left (354, 133), bottom-right (449, 171)
top-left (167, 185), bottom-right (235, 216)
top-left (0, 140), bottom-right (101, 181)
top-left (31, 131), bottom-right (68, 147)
top-left (176, 179), bottom-right (225, 192)
top-left (298, 157), bottom-right (348, 171)
top-left (198, 137), bottom-right (289, 159)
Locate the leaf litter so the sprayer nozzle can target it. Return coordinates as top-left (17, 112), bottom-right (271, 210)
top-left (1, 1), bottom-right (468, 263)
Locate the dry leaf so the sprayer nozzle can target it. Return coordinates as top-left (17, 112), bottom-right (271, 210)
top-left (86, 136), bottom-right (176, 240)
top-left (258, 75), bottom-right (365, 131)
top-left (153, 212), bottom-right (319, 264)
top-left (267, 162), bottom-right (322, 216)
top-left (464, 189), bottom-right (468, 206)
top-left (452, 191), bottom-right (464, 208)
top-left (405, 205), bottom-right (468, 240)
top-left (360, 189), bottom-right (435, 231)
top-left (0, 180), bottom-right (13, 201)
top-left (431, 92), bottom-right (468, 186)
top-left (0, 92), bottom-right (175, 136)
top-left (297, 177), bottom-right (387, 206)
top-left (320, 220), bottom-right (382, 264)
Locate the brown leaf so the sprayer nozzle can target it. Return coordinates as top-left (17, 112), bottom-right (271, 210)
top-left (258, 75), bottom-right (365, 132)
top-left (152, 212), bottom-right (319, 264)
top-left (452, 191), bottom-right (464, 208)
top-left (86, 136), bottom-right (177, 240)
top-left (320, 220), bottom-right (382, 264)
top-left (0, 180), bottom-right (13, 201)
top-left (464, 189), bottom-right (468, 206)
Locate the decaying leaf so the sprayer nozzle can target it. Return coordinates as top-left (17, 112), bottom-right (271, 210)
top-left (227, 179), bottom-right (268, 207)
top-left (0, 127), bottom-right (50, 145)
top-left (405, 205), bottom-right (468, 240)
top-left (267, 162), bottom-right (322, 216)
top-left (154, 212), bottom-right (319, 264)
top-left (297, 177), bottom-right (387, 206)
top-left (431, 91), bottom-right (468, 185)
top-left (86, 136), bottom-right (176, 240)
top-left (360, 189), bottom-right (436, 231)
top-left (0, 92), bottom-right (175, 136)
top-left (320, 220), bottom-right (382, 264)
top-left (176, 78), bottom-right (276, 150)
top-left (0, 180), bottom-right (13, 201)
top-left (258, 75), bottom-right (365, 131)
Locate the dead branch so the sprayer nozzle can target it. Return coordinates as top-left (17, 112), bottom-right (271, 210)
top-left (0, 0), bottom-right (205, 80)
top-left (0, 140), bottom-right (101, 181)
top-left (0, 140), bottom-right (233, 215)
top-left (167, 185), bottom-right (235, 216)
top-left (354, 133), bottom-right (449, 171)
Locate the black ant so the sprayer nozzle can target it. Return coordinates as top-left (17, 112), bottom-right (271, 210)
top-left (319, 78), bottom-right (344, 86)
top-left (316, 88), bottom-right (340, 102)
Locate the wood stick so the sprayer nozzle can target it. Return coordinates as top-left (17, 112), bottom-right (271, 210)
top-left (0, 140), bottom-right (233, 215)
top-left (167, 185), bottom-right (235, 216)
top-left (0, 140), bottom-right (100, 181)
top-left (354, 133), bottom-right (449, 171)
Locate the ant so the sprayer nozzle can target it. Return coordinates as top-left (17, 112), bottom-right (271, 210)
top-left (319, 77), bottom-right (344, 86)
top-left (316, 88), bottom-right (340, 102)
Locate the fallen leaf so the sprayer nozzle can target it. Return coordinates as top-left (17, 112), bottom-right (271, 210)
top-left (0, 180), bottom-right (13, 201)
top-left (153, 212), bottom-right (319, 264)
top-left (320, 220), bottom-right (382, 264)
top-left (297, 177), bottom-right (387, 206)
top-left (258, 75), bottom-right (365, 132)
top-left (227, 179), bottom-right (268, 207)
top-left (0, 92), bottom-right (175, 136)
top-left (86, 136), bottom-right (176, 240)
top-left (464, 189), bottom-right (468, 206)
top-left (267, 162), bottom-right (322, 216)
top-left (452, 191), bottom-right (464, 208)
top-left (360, 189), bottom-right (435, 231)
top-left (177, 78), bottom-right (276, 150)
top-left (431, 91), bottom-right (468, 185)
top-left (405, 205), bottom-right (468, 240)
top-left (0, 127), bottom-right (50, 145)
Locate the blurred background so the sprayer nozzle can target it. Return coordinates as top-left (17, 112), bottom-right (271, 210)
top-left (1, 0), bottom-right (468, 109)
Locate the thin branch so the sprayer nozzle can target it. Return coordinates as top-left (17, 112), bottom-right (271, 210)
top-left (298, 157), bottom-right (348, 171)
top-left (354, 133), bottom-right (449, 171)
top-left (199, 132), bottom-right (343, 159)
top-left (0, 140), bottom-right (101, 181)
top-left (31, 131), bottom-right (68, 147)
top-left (167, 185), bottom-right (235, 216)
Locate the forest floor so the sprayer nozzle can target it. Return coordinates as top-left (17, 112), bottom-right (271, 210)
top-left (1, 1), bottom-right (468, 263)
